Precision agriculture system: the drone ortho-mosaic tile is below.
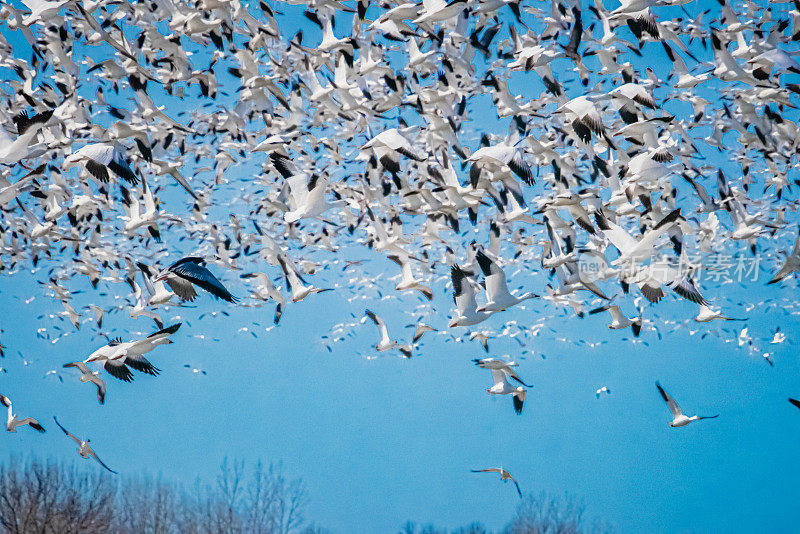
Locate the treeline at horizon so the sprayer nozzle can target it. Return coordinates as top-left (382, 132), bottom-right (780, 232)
top-left (0, 457), bottom-right (606, 533)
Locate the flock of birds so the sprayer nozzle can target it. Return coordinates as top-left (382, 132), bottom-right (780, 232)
top-left (1, 0), bottom-right (800, 496)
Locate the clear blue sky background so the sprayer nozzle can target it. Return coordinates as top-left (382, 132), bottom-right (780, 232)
top-left (1, 1), bottom-right (800, 532)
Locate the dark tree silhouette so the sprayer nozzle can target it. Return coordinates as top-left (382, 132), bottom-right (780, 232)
top-left (0, 457), bottom-right (313, 534)
top-left (502, 493), bottom-right (589, 534)
top-left (399, 492), bottom-right (607, 534)
top-left (0, 458), bottom-right (115, 534)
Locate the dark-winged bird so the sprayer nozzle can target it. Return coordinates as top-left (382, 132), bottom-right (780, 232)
top-left (154, 257), bottom-right (237, 302)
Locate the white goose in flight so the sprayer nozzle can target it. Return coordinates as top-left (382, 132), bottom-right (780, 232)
top-left (83, 323), bottom-right (181, 382)
top-left (590, 301), bottom-right (642, 337)
top-left (1, 394), bottom-right (45, 433)
top-left (467, 135), bottom-right (534, 187)
top-left (63, 142), bottom-right (139, 185)
top-left (0, 109), bottom-right (54, 164)
top-left (241, 272), bottom-right (285, 324)
top-left (363, 309), bottom-right (411, 358)
top-left (119, 181), bottom-right (160, 240)
top-left (53, 417), bottom-right (117, 474)
top-left (594, 208), bottom-right (684, 265)
top-left (475, 250), bottom-right (538, 313)
top-left (388, 254), bottom-right (432, 300)
top-left (656, 382), bottom-right (718, 427)
top-left (62, 361), bottom-right (106, 404)
top-left (406, 322), bottom-right (437, 343)
top-left (693, 304), bottom-right (744, 323)
top-left (284, 173), bottom-right (342, 223)
top-left (136, 262), bottom-right (175, 305)
top-left (1, 163), bottom-right (45, 207)
top-left (128, 280), bottom-right (164, 327)
top-left (277, 254), bottom-right (332, 303)
top-left (486, 369), bottom-right (526, 415)
top-left (359, 127), bottom-right (426, 173)
top-left (449, 264), bottom-right (491, 327)
top-left (413, 0), bottom-right (468, 24)
top-left (473, 358), bottom-right (531, 387)
top-left (470, 467), bottom-right (522, 497)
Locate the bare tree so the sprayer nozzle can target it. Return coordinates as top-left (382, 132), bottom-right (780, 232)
top-left (0, 457), bottom-right (311, 534)
top-left (399, 493), bottom-right (606, 534)
top-left (202, 459), bottom-right (308, 534)
top-left (452, 523), bottom-right (488, 534)
top-left (502, 492), bottom-right (590, 534)
top-left (0, 457), bottom-right (115, 534)
top-left (112, 476), bottom-right (180, 534)
top-left (398, 522), bottom-right (446, 534)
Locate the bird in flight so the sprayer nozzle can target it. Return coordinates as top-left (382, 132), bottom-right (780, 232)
top-left (53, 417), bottom-right (117, 474)
top-left (471, 467), bottom-right (522, 497)
top-left (596, 386), bottom-right (611, 398)
top-left (1, 394), bottom-right (45, 433)
top-left (62, 360), bottom-right (106, 404)
top-left (154, 257), bottom-right (237, 303)
top-left (475, 250), bottom-right (538, 314)
top-left (473, 358), bottom-right (531, 387)
top-left (81, 323), bottom-right (181, 382)
top-left (590, 301), bottom-right (643, 337)
top-left (363, 309), bottom-right (411, 358)
top-left (485, 369), bottom-right (527, 415)
top-left (656, 382), bottom-right (718, 428)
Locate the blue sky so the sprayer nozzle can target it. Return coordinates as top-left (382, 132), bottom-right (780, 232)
top-left (2, 1), bottom-right (800, 532)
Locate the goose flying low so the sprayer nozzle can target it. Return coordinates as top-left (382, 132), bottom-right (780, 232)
top-left (1, 394), bottom-right (45, 433)
top-left (54, 417), bottom-right (117, 474)
top-left (470, 467), bottom-right (522, 497)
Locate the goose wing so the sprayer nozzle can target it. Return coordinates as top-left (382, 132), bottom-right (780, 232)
top-left (147, 323), bottom-right (181, 339)
top-left (89, 374), bottom-right (106, 404)
top-left (103, 359), bottom-right (134, 382)
top-left (491, 369), bottom-right (511, 387)
top-left (656, 381), bottom-right (682, 418)
top-left (123, 355), bottom-right (160, 376)
top-left (476, 250), bottom-right (509, 300)
top-left (451, 264), bottom-right (478, 315)
top-left (470, 468), bottom-right (501, 474)
top-left (75, 143), bottom-right (138, 184)
top-left (511, 476), bottom-right (522, 497)
top-left (165, 276), bottom-right (198, 301)
top-left (512, 390), bottom-right (525, 415)
top-left (682, 174), bottom-right (714, 209)
top-left (504, 367), bottom-right (531, 387)
top-left (168, 259), bottom-right (236, 302)
top-left (137, 262), bottom-right (159, 297)
top-left (365, 309), bottom-right (390, 343)
top-left (594, 211), bottom-right (637, 255)
top-left (88, 447), bottom-right (117, 474)
top-left (53, 416), bottom-right (81, 445)
top-left (607, 304), bottom-right (625, 322)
